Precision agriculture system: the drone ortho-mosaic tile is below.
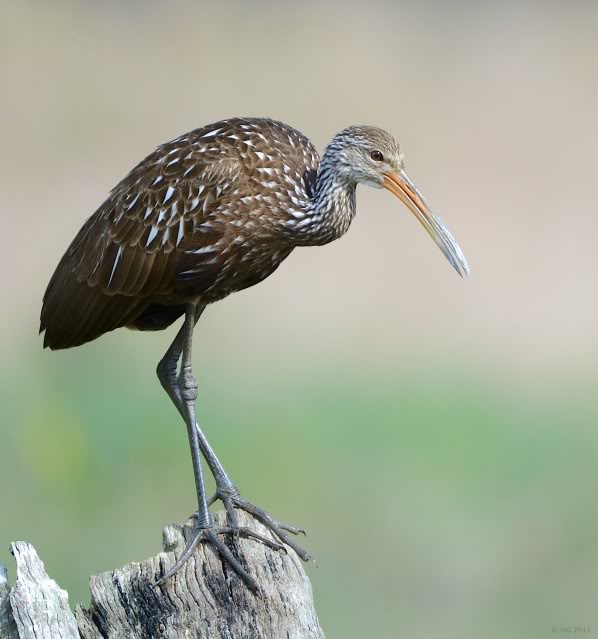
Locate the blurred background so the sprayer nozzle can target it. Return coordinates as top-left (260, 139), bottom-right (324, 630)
top-left (2, 0), bottom-right (598, 637)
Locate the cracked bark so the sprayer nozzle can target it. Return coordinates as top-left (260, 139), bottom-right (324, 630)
top-left (0, 511), bottom-right (324, 639)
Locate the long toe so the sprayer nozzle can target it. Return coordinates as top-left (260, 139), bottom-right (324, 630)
top-left (156, 529), bottom-right (204, 585)
top-left (214, 492), bottom-right (313, 563)
top-left (203, 529), bottom-right (260, 593)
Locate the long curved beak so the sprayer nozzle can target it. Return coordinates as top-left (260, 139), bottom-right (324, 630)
top-left (383, 170), bottom-right (470, 277)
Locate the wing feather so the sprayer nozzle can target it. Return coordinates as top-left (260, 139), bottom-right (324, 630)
top-left (41, 116), bottom-right (317, 349)
top-left (68, 135), bottom-right (246, 298)
top-left (41, 128), bottom-right (248, 349)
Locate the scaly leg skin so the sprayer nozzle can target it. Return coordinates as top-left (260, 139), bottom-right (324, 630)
top-left (155, 303), bottom-right (286, 593)
top-left (155, 306), bottom-right (311, 590)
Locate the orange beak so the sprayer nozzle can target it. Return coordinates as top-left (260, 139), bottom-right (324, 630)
top-left (383, 170), bottom-right (469, 277)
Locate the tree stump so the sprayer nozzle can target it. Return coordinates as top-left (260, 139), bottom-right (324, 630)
top-left (0, 511), bottom-right (325, 639)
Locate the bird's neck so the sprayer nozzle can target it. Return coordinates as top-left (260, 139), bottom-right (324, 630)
top-left (290, 159), bottom-right (357, 247)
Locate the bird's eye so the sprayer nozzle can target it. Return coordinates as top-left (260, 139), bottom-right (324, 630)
top-left (370, 150), bottom-right (384, 162)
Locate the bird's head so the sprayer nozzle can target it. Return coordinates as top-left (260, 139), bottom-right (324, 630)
top-left (327, 125), bottom-right (470, 277)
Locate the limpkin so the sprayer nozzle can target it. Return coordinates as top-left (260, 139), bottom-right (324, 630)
top-left (40, 117), bottom-right (469, 591)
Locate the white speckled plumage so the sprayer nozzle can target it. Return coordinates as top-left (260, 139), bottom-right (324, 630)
top-left (41, 116), bottom-right (467, 349)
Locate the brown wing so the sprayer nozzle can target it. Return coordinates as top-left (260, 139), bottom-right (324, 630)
top-left (40, 129), bottom-right (247, 349)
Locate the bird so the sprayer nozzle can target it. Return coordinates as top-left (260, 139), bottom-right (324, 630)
top-left (40, 117), bottom-right (469, 591)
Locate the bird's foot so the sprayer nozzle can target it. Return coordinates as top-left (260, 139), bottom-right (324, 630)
top-left (208, 486), bottom-right (312, 563)
top-left (156, 520), bottom-right (286, 592)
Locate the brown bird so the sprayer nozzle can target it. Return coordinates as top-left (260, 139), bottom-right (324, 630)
top-left (40, 117), bottom-right (469, 590)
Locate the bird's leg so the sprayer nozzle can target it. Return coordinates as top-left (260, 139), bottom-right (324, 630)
top-left (156, 304), bottom-right (285, 591)
top-left (158, 326), bottom-right (310, 561)
top-left (177, 303), bottom-right (211, 528)
top-left (156, 306), bottom-right (239, 521)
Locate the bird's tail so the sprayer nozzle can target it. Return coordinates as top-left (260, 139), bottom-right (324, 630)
top-left (40, 250), bottom-right (143, 350)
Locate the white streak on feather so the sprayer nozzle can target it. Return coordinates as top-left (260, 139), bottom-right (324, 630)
top-left (187, 245), bottom-right (216, 255)
top-left (108, 246), bottom-right (124, 287)
top-left (176, 218), bottom-right (185, 245)
top-left (163, 187), bottom-right (175, 204)
top-left (146, 226), bottom-right (159, 247)
top-left (126, 194), bottom-right (140, 210)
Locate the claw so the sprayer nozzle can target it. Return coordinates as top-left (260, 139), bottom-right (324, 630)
top-left (275, 522), bottom-right (306, 536)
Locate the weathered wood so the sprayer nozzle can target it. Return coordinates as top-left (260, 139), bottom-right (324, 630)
top-left (0, 563), bottom-right (18, 639)
top-left (1, 511), bottom-right (325, 639)
top-left (1, 542), bottom-right (79, 639)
